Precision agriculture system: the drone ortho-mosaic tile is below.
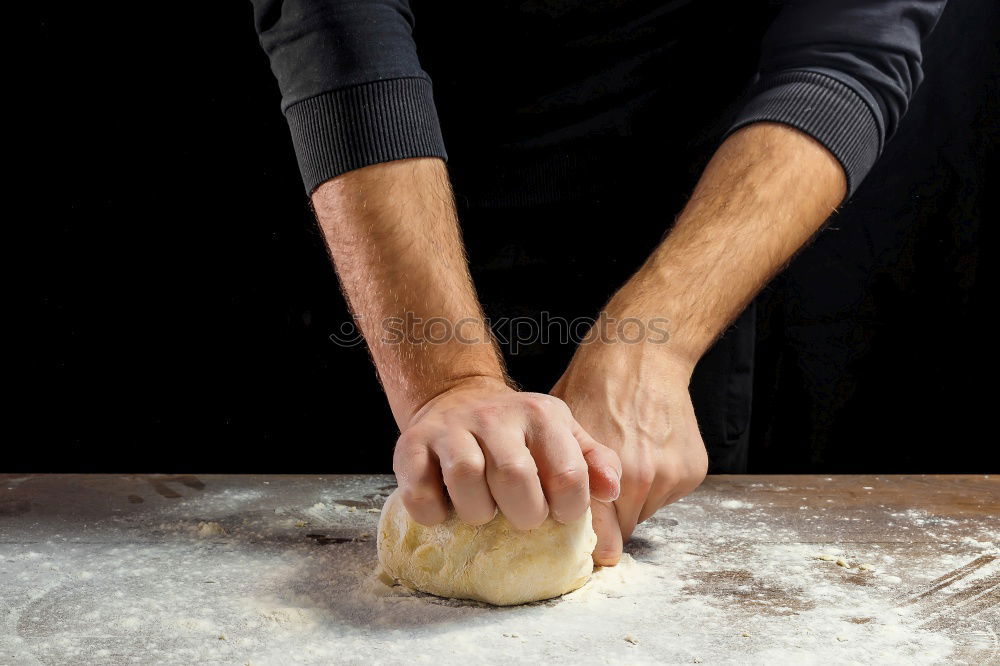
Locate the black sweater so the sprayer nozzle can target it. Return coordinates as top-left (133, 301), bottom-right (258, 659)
top-left (251, 0), bottom-right (947, 204)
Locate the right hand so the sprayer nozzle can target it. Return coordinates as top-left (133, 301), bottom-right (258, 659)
top-left (393, 376), bottom-right (622, 530)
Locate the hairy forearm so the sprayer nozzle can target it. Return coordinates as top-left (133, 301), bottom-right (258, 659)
top-left (311, 158), bottom-right (506, 426)
top-left (609, 122), bottom-right (847, 369)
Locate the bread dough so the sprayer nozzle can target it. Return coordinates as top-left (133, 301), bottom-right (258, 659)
top-left (376, 490), bottom-right (597, 606)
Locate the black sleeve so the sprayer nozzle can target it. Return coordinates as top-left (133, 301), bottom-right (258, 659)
top-left (726, 0), bottom-right (948, 199)
top-left (250, 0), bottom-right (447, 194)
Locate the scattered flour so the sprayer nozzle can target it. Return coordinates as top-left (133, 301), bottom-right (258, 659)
top-left (2, 476), bottom-right (996, 665)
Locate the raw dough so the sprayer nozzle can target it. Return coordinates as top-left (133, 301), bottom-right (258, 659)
top-left (376, 490), bottom-right (597, 606)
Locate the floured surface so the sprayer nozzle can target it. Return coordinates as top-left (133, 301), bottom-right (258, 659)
top-left (0, 474), bottom-right (997, 665)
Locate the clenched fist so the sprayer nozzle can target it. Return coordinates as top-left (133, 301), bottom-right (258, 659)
top-left (393, 376), bottom-right (622, 530)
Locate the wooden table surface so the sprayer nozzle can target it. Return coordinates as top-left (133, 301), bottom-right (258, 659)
top-left (1, 474), bottom-right (997, 665)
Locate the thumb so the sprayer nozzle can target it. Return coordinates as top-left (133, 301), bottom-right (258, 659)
top-left (590, 499), bottom-right (623, 566)
top-left (572, 419), bottom-right (622, 503)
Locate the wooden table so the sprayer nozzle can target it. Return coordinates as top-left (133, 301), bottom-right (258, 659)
top-left (1, 474), bottom-right (997, 664)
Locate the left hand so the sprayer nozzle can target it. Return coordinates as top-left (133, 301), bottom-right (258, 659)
top-left (551, 333), bottom-right (708, 566)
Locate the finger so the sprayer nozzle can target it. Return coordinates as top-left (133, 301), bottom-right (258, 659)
top-left (643, 455), bottom-right (708, 522)
top-left (637, 474), bottom-right (676, 524)
top-left (392, 430), bottom-right (448, 525)
top-left (637, 497), bottom-right (664, 525)
top-left (614, 453), bottom-right (654, 542)
top-left (481, 427), bottom-right (549, 530)
top-left (656, 477), bottom-right (703, 513)
top-left (591, 499), bottom-right (623, 566)
top-left (571, 419), bottom-right (622, 503)
top-left (431, 431), bottom-right (496, 525)
top-left (527, 416), bottom-right (590, 524)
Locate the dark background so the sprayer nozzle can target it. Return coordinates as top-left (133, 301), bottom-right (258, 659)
top-left (18, 2), bottom-right (999, 473)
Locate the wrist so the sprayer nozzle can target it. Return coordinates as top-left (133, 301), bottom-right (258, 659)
top-left (561, 326), bottom-right (694, 396)
top-left (366, 313), bottom-right (509, 428)
top-left (598, 282), bottom-right (702, 379)
top-left (402, 373), bottom-right (512, 429)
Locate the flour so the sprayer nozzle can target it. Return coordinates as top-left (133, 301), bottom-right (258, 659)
top-left (3, 476), bottom-right (997, 665)
top-left (345, 513), bottom-right (977, 665)
top-left (961, 536), bottom-right (996, 550)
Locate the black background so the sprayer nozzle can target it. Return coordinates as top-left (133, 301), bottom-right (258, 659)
top-left (18, 2), bottom-right (999, 473)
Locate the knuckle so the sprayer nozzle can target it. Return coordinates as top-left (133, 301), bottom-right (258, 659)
top-left (400, 485), bottom-right (438, 509)
top-left (546, 395), bottom-right (573, 418)
top-left (394, 430), bottom-right (418, 454)
top-left (691, 467), bottom-right (707, 486)
top-left (522, 394), bottom-right (550, 415)
top-left (442, 456), bottom-right (486, 483)
top-left (692, 453), bottom-right (709, 481)
top-left (395, 426), bottom-right (430, 453)
top-left (392, 445), bottom-right (419, 479)
top-left (492, 460), bottom-right (538, 487)
top-left (522, 393), bottom-right (567, 419)
top-left (544, 466), bottom-right (587, 495)
top-left (681, 464), bottom-right (708, 495)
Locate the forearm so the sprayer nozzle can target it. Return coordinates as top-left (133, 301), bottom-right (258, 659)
top-left (609, 122), bottom-right (846, 369)
top-left (311, 157), bottom-right (506, 426)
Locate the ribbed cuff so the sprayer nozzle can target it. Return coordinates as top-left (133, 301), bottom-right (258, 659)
top-left (284, 77), bottom-right (448, 195)
top-left (726, 70), bottom-right (882, 200)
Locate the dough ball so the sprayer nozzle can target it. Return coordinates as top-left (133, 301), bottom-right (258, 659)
top-left (376, 490), bottom-right (597, 606)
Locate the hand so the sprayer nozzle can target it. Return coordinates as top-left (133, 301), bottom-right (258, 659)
top-left (551, 340), bottom-right (708, 566)
top-left (393, 376), bottom-right (622, 530)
